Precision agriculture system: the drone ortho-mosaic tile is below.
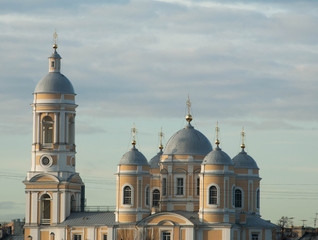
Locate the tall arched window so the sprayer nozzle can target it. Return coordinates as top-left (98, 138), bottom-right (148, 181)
top-left (152, 189), bottom-right (160, 207)
top-left (42, 116), bottom-right (53, 146)
top-left (209, 186), bottom-right (218, 204)
top-left (145, 186), bottom-right (149, 206)
top-left (68, 116), bottom-right (75, 145)
top-left (41, 194), bottom-right (51, 224)
top-left (256, 189), bottom-right (260, 209)
top-left (71, 195), bottom-right (76, 212)
top-left (123, 186), bottom-right (132, 205)
top-left (235, 189), bottom-right (242, 208)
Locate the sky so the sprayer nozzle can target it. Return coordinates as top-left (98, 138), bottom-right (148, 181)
top-left (0, 0), bottom-right (318, 227)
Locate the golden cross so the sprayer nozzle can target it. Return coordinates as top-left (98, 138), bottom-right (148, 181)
top-left (186, 95), bottom-right (191, 116)
top-left (241, 127), bottom-right (245, 149)
top-left (131, 123), bottom-right (137, 146)
top-left (159, 127), bottom-right (164, 150)
top-left (215, 121), bottom-right (220, 146)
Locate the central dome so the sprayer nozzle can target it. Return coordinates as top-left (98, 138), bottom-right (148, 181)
top-left (163, 123), bottom-right (212, 156)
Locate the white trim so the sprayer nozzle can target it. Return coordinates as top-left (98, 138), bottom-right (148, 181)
top-left (174, 175), bottom-right (186, 197)
top-left (206, 183), bottom-right (220, 207)
top-left (39, 155), bottom-right (53, 168)
top-left (145, 184), bottom-right (150, 207)
top-left (121, 184), bottom-right (134, 207)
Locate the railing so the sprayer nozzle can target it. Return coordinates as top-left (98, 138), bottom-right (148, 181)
top-left (72, 206), bottom-right (116, 212)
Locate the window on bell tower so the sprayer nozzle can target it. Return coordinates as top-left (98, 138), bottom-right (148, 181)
top-left (42, 116), bottom-right (53, 147)
top-left (41, 194), bottom-right (51, 224)
top-left (152, 189), bottom-right (160, 207)
top-left (51, 61), bottom-right (55, 68)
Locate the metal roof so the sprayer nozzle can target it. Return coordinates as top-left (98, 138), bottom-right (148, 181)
top-left (232, 149), bottom-right (259, 169)
top-left (58, 212), bottom-right (115, 227)
top-left (149, 149), bottom-right (162, 169)
top-left (34, 72), bottom-right (75, 94)
top-left (163, 123), bottom-right (212, 156)
top-left (119, 146), bottom-right (149, 166)
top-left (202, 146), bottom-right (233, 165)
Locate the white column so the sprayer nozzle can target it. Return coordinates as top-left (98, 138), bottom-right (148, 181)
top-left (59, 112), bottom-right (65, 143)
top-left (31, 192), bottom-right (38, 224)
top-left (25, 192), bottom-right (31, 224)
top-left (54, 113), bottom-right (59, 144)
top-left (65, 113), bottom-right (69, 144)
top-left (33, 112), bottom-right (37, 144)
top-left (37, 113), bottom-right (41, 144)
top-left (60, 191), bottom-right (66, 222)
top-left (52, 192), bottom-right (59, 224)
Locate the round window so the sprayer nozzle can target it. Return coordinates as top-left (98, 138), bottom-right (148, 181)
top-left (41, 157), bottom-right (50, 166)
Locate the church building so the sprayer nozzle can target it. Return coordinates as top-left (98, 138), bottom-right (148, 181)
top-left (24, 38), bottom-right (277, 240)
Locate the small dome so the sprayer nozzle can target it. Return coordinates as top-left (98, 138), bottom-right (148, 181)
top-left (163, 123), bottom-right (212, 156)
top-left (34, 72), bottom-right (75, 94)
top-left (120, 146), bottom-right (149, 166)
top-left (202, 146), bottom-right (233, 165)
top-left (149, 149), bottom-right (163, 169)
top-left (232, 149), bottom-right (259, 169)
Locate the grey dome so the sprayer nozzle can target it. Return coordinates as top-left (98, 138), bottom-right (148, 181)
top-left (163, 123), bottom-right (212, 156)
top-left (120, 146), bottom-right (149, 166)
top-left (232, 149), bottom-right (259, 169)
top-left (202, 146), bottom-right (233, 165)
top-left (149, 149), bottom-right (163, 169)
top-left (34, 72), bottom-right (75, 94)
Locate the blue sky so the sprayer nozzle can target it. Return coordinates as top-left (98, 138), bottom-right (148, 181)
top-left (0, 0), bottom-right (318, 227)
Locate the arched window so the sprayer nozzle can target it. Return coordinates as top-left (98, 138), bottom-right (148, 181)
top-left (209, 186), bottom-right (218, 204)
top-left (145, 186), bottom-right (149, 206)
top-left (42, 116), bottom-right (53, 146)
top-left (71, 195), bottom-right (76, 212)
top-left (123, 186), bottom-right (132, 205)
top-left (152, 189), bottom-right (160, 207)
top-left (41, 194), bottom-right (51, 224)
top-left (256, 189), bottom-right (260, 209)
top-left (68, 116), bottom-right (75, 145)
top-left (235, 189), bottom-right (242, 208)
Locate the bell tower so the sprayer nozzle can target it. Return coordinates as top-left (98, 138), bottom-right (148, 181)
top-left (24, 33), bottom-right (84, 239)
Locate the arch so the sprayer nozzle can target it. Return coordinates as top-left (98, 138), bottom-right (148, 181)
top-left (42, 116), bottom-right (54, 146)
top-left (209, 186), bottom-right (218, 205)
top-left (256, 188), bottom-right (260, 209)
top-left (206, 184), bottom-right (220, 206)
top-left (235, 188), bottom-right (243, 208)
top-left (123, 185), bottom-right (132, 205)
top-left (152, 189), bottom-right (160, 207)
top-left (173, 168), bottom-right (187, 174)
top-left (40, 193), bottom-right (51, 224)
top-left (145, 185), bottom-right (150, 206)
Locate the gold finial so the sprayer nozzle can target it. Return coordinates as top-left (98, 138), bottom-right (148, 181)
top-left (53, 31), bottom-right (58, 49)
top-left (185, 95), bottom-right (192, 123)
top-left (241, 127), bottom-right (245, 149)
top-left (131, 123), bottom-right (137, 146)
top-left (159, 127), bottom-right (164, 150)
top-left (215, 121), bottom-right (220, 146)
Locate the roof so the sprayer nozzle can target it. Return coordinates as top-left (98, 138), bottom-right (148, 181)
top-left (34, 72), bottom-right (75, 94)
top-left (232, 149), bottom-right (259, 169)
top-left (149, 149), bottom-right (163, 168)
top-left (119, 146), bottom-right (149, 166)
top-left (244, 214), bottom-right (278, 229)
top-left (163, 123), bottom-right (212, 156)
top-left (58, 212), bottom-right (115, 227)
top-left (202, 146), bottom-right (233, 165)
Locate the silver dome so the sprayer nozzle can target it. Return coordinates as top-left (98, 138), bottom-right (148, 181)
top-left (149, 149), bottom-right (163, 169)
top-left (119, 146), bottom-right (149, 166)
top-left (163, 123), bottom-right (212, 156)
top-left (34, 72), bottom-right (75, 94)
top-left (202, 146), bottom-right (233, 165)
top-left (232, 149), bottom-right (259, 169)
